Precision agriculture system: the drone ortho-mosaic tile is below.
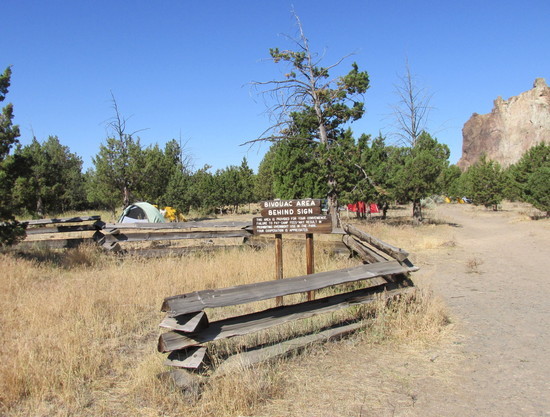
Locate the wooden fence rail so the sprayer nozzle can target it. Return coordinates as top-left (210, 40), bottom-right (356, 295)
top-left (16, 215), bottom-right (417, 390)
top-left (17, 216), bottom-right (255, 252)
top-left (157, 223), bottom-right (417, 388)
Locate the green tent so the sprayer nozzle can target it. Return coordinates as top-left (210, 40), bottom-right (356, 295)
top-left (118, 202), bottom-right (166, 223)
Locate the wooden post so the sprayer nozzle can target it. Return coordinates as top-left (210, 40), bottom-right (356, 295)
top-left (275, 234), bottom-right (283, 306)
top-left (306, 233), bottom-right (314, 301)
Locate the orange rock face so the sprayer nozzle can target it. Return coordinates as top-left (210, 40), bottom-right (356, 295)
top-left (458, 78), bottom-right (550, 170)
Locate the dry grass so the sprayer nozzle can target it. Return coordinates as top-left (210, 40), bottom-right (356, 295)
top-left (0, 242), bottom-right (355, 416)
top-left (362, 289), bottom-right (451, 347)
top-left (0, 207), bottom-right (452, 417)
top-left (344, 208), bottom-right (460, 256)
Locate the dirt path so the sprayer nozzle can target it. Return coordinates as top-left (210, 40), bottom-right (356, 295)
top-left (260, 204), bottom-right (550, 416)
top-left (412, 204), bottom-right (550, 416)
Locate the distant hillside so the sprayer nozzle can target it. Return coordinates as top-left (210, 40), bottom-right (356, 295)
top-left (458, 78), bottom-right (550, 170)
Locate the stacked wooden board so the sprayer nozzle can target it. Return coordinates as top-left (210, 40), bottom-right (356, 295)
top-left (157, 223), bottom-right (417, 387)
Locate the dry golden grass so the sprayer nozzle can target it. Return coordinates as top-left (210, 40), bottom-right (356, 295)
top-left (0, 209), bottom-right (452, 417)
top-left (343, 208), bottom-right (459, 256)
top-left (0, 241), bottom-right (356, 416)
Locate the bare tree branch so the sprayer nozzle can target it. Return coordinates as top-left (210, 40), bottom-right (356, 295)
top-left (107, 91), bottom-right (149, 140)
top-left (389, 59), bottom-right (434, 147)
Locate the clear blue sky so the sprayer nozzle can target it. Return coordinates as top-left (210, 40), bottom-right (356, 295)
top-left (2, 0), bottom-right (549, 173)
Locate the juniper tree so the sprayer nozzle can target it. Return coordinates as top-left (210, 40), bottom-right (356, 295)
top-left (507, 142), bottom-right (549, 215)
top-left (10, 136), bottom-right (85, 216)
top-left (0, 66), bottom-right (25, 245)
top-left (394, 132), bottom-right (449, 220)
top-left (462, 154), bottom-right (504, 211)
top-left (87, 95), bottom-right (146, 210)
top-left (249, 13), bottom-right (369, 227)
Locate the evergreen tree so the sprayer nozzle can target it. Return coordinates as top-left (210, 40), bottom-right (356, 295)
top-left (10, 136), bottom-right (85, 216)
top-left (161, 139), bottom-right (193, 212)
top-left (507, 142), bottom-right (549, 215)
top-left (394, 132), bottom-right (450, 219)
top-left (163, 169), bottom-right (192, 213)
top-left (525, 166), bottom-right (549, 216)
top-left (139, 143), bottom-right (169, 203)
top-left (357, 133), bottom-right (397, 218)
top-left (0, 67), bottom-right (19, 160)
top-left (462, 155), bottom-right (504, 210)
top-left (238, 157), bottom-right (255, 208)
top-left (215, 158), bottom-right (255, 213)
top-left (0, 66), bottom-right (25, 245)
top-left (186, 166), bottom-right (220, 214)
top-left (320, 128), bottom-right (364, 207)
top-left (254, 145), bottom-right (277, 201)
top-left (438, 164), bottom-right (462, 197)
top-left (251, 13), bottom-right (370, 227)
top-left (87, 135), bottom-right (144, 211)
top-left (271, 138), bottom-right (326, 199)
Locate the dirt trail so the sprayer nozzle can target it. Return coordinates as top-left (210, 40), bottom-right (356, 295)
top-left (413, 204), bottom-right (550, 416)
top-left (260, 204), bottom-right (550, 416)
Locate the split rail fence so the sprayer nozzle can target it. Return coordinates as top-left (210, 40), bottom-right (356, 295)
top-left (19, 216), bottom-right (353, 256)
top-left (19, 216), bottom-right (256, 255)
top-left (20, 215), bottom-right (419, 389)
top-left (157, 223), bottom-right (418, 388)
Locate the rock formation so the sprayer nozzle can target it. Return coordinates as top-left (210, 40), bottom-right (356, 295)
top-left (458, 78), bottom-right (550, 170)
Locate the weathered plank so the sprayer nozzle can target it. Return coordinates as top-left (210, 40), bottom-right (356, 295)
top-left (158, 279), bottom-right (391, 352)
top-left (216, 321), bottom-right (366, 375)
top-left (25, 224), bottom-right (101, 235)
top-left (102, 229), bottom-right (251, 244)
top-left (16, 238), bottom-right (93, 249)
top-left (101, 220), bottom-right (252, 230)
top-left (214, 286), bottom-right (414, 374)
top-left (158, 368), bottom-right (205, 393)
top-left (160, 311), bottom-right (209, 332)
top-left (342, 235), bottom-right (388, 263)
top-left (165, 346), bottom-right (207, 369)
top-left (23, 216), bottom-right (101, 225)
top-left (162, 260), bottom-right (412, 316)
top-left (344, 224), bottom-right (409, 261)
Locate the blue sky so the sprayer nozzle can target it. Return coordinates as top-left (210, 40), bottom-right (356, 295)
top-left (2, 0), bottom-right (549, 173)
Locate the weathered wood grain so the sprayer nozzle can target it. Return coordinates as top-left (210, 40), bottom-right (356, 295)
top-left (162, 260), bottom-right (412, 316)
top-left (16, 238), bottom-right (93, 249)
top-left (160, 311), bottom-right (209, 332)
top-left (342, 235), bottom-right (389, 263)
top-left (344, 224), bottom-right (409, 261)
top-left (158, 280), bottom-right (393, 352)
top-left (215, 321), bottom-right (366, 375)
top-left (165, 346), bottom-right (207, 369)
top-left (101, 220), bottom-right (252, 230)
top-left (23, 216), bottom-right (101, 225)
top-left (101, 229), bottom-right (251, 244)
top-left (25, 224), bottom-right (101, 235)
top-left (158, 368), bottom-right (205, 392)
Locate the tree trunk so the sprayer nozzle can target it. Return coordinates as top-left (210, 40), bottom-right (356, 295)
top-left (412, 199), bottom-right (422, 221)
top-left (36, 196), bottom-right (44, 219)
top-left (328, 194), bottom-right (339, 230)
top-left (381, 202), bottom-right (389, 220)
top-left (123, 186), bottom-right (130, 208)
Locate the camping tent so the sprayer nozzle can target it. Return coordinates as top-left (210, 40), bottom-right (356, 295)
top-left (118, 202), bottom-right (166, 223)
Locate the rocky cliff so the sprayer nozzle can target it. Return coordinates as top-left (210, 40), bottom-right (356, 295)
top-left (458, 78), bottom-right (550, 170)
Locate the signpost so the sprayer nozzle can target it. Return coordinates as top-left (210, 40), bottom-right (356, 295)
top-left (253, 199), bottom-right (332, 305)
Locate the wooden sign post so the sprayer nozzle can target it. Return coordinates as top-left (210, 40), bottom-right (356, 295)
top-left (253, 199), bottom-right (332, 306)
top-left (306, 233), bottom-right (314, 301)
